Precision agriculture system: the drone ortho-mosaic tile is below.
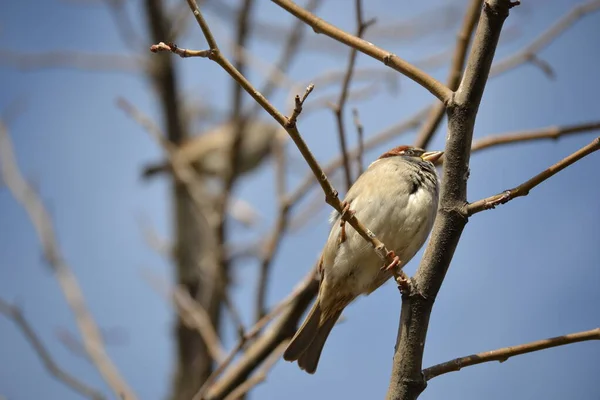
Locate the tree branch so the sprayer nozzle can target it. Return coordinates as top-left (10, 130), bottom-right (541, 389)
top-left (0, 298), bottom-right (106, 400)
top-left (331, 0), bottom-right (374, 190)
top-left (271, 0), bottom-right (453, 103)
top-left (471, 121), bottom-right (600, 152)
top-left (467, 137), bottom-right (600, 215)
top-left (414, 0), bottom-right (483, 149)
top-left (386, 2), bottom-right (516, 399)
top-left (168, 0), bottom-right (407, 277)
top-left (0, 121), bottom-right (137, 400)
top-left (255, 136), bottom-right (290, 321)
top-left (490, 0), bottom-right (600, 78)
top-left (423, 328), bottom-right (600, 380)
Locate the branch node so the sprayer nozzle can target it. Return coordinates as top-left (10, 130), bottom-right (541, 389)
top-left (383, 53), bottom-right (395, 66)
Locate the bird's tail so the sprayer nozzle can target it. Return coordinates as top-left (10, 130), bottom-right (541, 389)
top-left (283, 300), bottom-right (341, 374)
top-left (141, 163), bottom-right (169, 179)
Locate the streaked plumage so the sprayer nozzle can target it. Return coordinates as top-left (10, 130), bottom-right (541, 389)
top-left (283, 146), bottom-right (442, 374)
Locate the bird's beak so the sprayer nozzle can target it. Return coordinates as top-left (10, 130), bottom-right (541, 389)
top-left (421, 151), bottom-right (444, 164)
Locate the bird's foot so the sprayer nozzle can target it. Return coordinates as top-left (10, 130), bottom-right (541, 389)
top-left (395, 271), bottom-right (412, 295)
top-left (339, 201), bottom-right (354, 221)
top-left (338, 201), bottom-right (355, 244)
top-left (338, 219), bottom-right (347, 244)
top-left (381, 250), bottom-right (401, 272)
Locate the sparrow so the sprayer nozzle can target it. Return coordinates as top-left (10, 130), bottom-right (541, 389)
top-left (142, 119), bottom-right (281, 180)
top-left (283, 145), bottom-right (443, 374)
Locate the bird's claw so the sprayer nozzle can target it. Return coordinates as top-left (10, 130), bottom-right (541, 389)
top-left (338, 201), bottom-right (355, 244)
top-left (339, 201), bottom-right (354, 221)
top-left (381, 250), bottom-right (401, 272)
top-left (395, 271), bottom-right (411, 295)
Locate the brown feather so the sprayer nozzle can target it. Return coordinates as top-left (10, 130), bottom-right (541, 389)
top-left (283, 300), bottom-right (322, 362)
top-left (296, 310), bottom-right (342, 374)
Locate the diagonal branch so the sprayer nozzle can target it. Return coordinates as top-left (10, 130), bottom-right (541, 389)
top-left (467, 137), bottom-right (600, 215)
top-left (423, 328), bottom-right (600, 380)
top-left (171, 0), bottom-right (406, 275)
top-left (270, 0), bottom-right (453, 103)
top-left (0, 298), bottom-right (106, 400)
top-left (471, 121), bottom-right (600, 152)
top-left (0, 121), bottom-right (137, 400)
top-left (490, 0), bottom-right (600, 78)
top-left (222, 341), bottom-right (288, 400)
top-left (142, 271), bottom-right (226, 363)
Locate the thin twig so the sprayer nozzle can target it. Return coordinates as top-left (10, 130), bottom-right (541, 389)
top-left (0, 49), bottom-right (144, 72)
top-left (195, 268), bottom-right (317, 400)
top-left (288, 104), bottom-right (431, 208)
top-left (142, 271), bottom-right (226, 363)
top-left (222, 341), bottom-right (288, 400)
top-left (490, 0), bottom-right (600, 78)
top-left (255, 134), bottom-right (290, 321)
top-left (193, 340), bottom-right (246, 400)
top-left (414, 0), bottom-right (483, 149)
top-left (331, 0), bottom-right (374, 190)
top-left (223, 292), bottom-right (246, 339)
top-left (150, 42), bottom-right (211, 57)
top-left (0, 298), bottom-right (106, 400)
top-left (352, 108), bottom-right (365, 175)
top-left (116, 97), bottom-right (214, 214)
top-left (204, 269), bottom-right (319, 399)
top-left (423, 328), bottom-right (600, 380)
top-left (0, 121), bottom-right (137, 400)
top-left (467, 137), bottom-right (600, 215)
top-left (271, 0), bottom-right (453, 103)
top-left (249, 0), bottom-right (323, 117)
top-left (471, 121), bottom-right (600, 152)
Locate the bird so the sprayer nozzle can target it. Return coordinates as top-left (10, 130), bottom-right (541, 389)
top-left (141, 119), bottom-right (281, 180)
top-left (283, 145), bottom-right (443, 374)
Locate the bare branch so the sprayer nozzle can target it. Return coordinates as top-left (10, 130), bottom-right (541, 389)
top-left (143, 271), bottom-right (226, 363)
top-left (255, 135), bottom-right (290, 321)
top-left (331, 0), bottom-right (375, 190)
top-left (387, 2), bottom-right (516, 399)
top-left (116, 97), bottom-right (214, 214)
top-left (471, 121), bottom-right (600, 152)
top-left (271, 0), bottom-right (452, 103)
top-left (288, 104), bottom-right (430, 209)
top-left (490, 0), bottom-right (600, 78)
top-left (423, 328), bottom-right (600, 380)
top-left (467, 137), bottom-right (600, 215)
top-left (249, 0), bottom-right (324, 115)
top-left (150, 42), bottom-right (212, 58)
top-left (0, 121), bottom-right (137, 400)
top-left (0, 49), bottom-right (143, 72)
top-left (352, 108), bottom-right (365, 175)
top-left (203, 270), bottom-right (319, 400)
top-left (0, 298), bottom-right (106, 400)
top-left (414, 0), bottom-right (483, 149)
top-left (222, 341), bottom-right (288, 400)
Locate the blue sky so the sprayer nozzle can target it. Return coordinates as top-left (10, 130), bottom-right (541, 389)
top-left (0, 0), bottom-right (599, 399)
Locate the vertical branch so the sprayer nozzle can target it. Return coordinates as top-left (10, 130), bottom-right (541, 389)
top-left (143, 1), bottom-right (220, 398)
top-left (255, 135), bottom-right (290, 321)
top-left (352, 108), bottom-right (365, 175)
top-left (386, 1), bottom-right (516, 399)
top-left (331, 0), bottom-right (373, 190)
top-left (414, 0), bottom-right (483, 149)
top-left (215, 0), bottom-right (256, 343)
